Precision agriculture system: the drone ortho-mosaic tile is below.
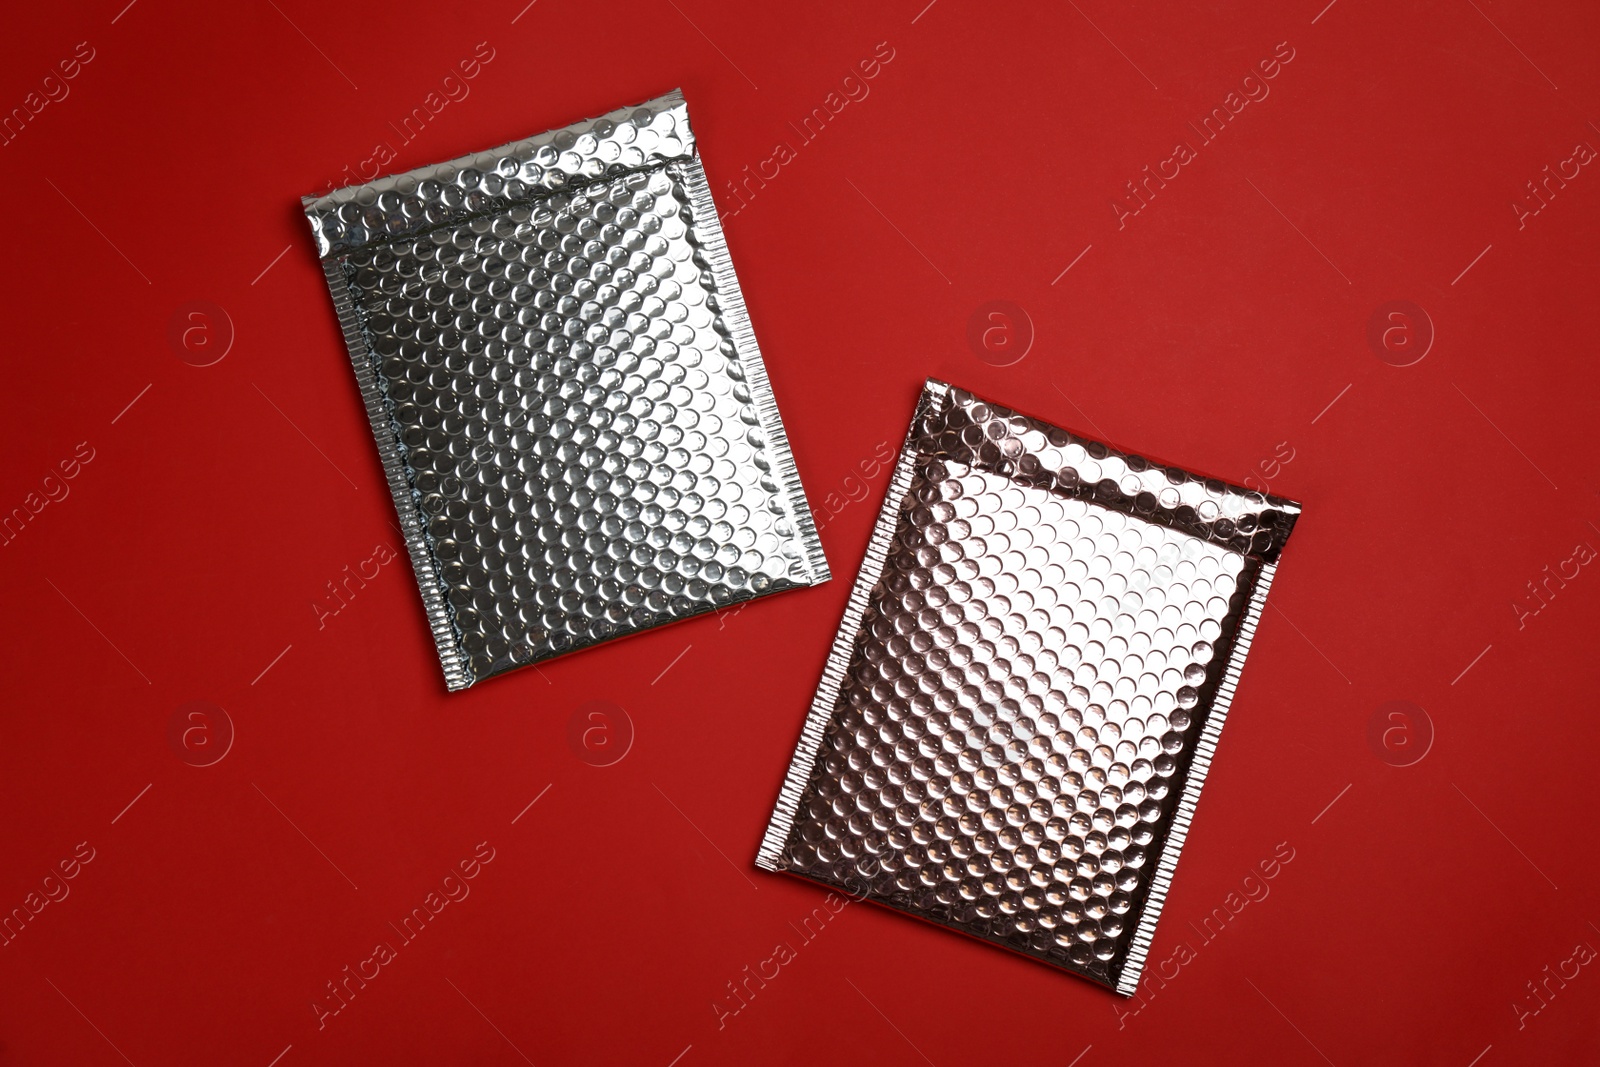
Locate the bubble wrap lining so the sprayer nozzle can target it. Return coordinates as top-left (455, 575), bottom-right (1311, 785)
top-left (302, 90), bottom-right (828, 690)
top-left (757, 379), bottom-right (1301, 993)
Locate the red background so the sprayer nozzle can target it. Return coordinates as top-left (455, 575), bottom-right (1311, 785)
top-left (2, 0), bottom-right (1597, 1064)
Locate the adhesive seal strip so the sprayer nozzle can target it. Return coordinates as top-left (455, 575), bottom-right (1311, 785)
top-left (302, 90), bottom-right (828, 690)
top-left (757, 379), bottom-right (1300, 993)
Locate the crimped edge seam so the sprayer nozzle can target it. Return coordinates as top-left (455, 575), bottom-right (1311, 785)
top-left (678, 158), bottom-right (829, 587)
top-left (1115, 556), bottom-right (1281, 994)
top-left (755, 378), bottom-right (949, 870)
top-left (317, 257), bottom-right (473, 691)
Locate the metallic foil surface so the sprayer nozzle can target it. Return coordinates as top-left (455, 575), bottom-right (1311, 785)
top-left (302, 90), bottom-right (828, 690)
top-left (757, 379), bottom-right (1301, 993)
